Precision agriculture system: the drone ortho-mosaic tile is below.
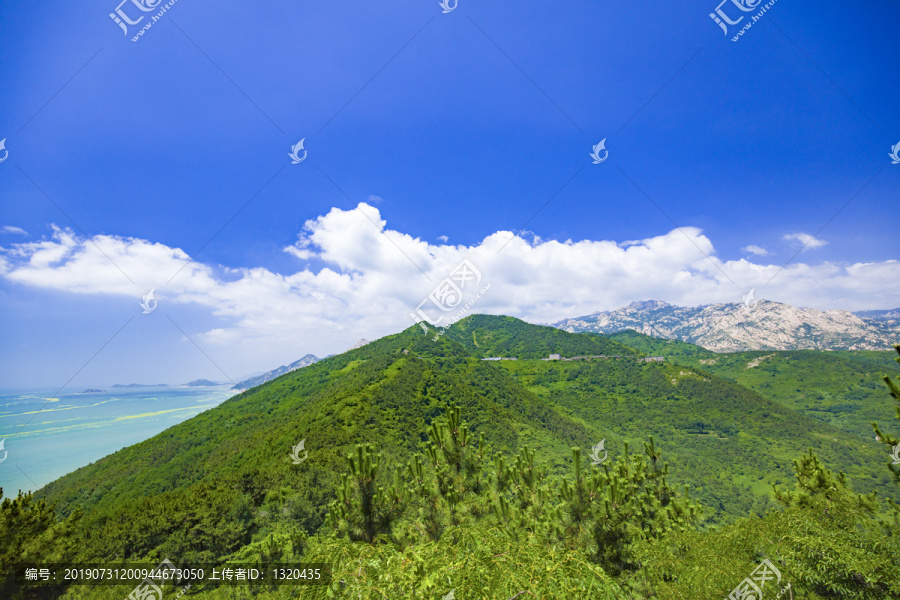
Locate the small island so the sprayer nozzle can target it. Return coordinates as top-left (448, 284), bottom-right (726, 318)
top-left (111, 383), bottom-right (170, 388)
top-left (80, 389), bottom-right (105, 393)
top-left (182, 379), bottom-right (224, 387)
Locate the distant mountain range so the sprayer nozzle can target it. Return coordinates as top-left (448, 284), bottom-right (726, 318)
top-left (853, 308), bottom-right (900, 323)
top-left (230, 340), bottom-right (368, 391)
top-left (231, 354), bottom-right (320, 391)
top-left (552, 300), bottom-right (900, 352)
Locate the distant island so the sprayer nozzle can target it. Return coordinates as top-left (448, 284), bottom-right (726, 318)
top-left (80, 389), bottom-right (105, 393)
top-left (111, 383), bottom-right (170, 388)
top-left (182, 379), bottom-right (225, 387)
top-left (108, 380), bottom-right (229, 389)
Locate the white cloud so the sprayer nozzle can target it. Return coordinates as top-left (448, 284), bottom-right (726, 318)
top-left (2, 226), bottom-right (28, 235)
top-left (742, 244), bottom-right (770, 256)
top-left (1, 204), bottom-right (898, 362)
top-left (783, 232), bottom-right (827, 250)
top-left (437, 235), bottom-right (449, 243)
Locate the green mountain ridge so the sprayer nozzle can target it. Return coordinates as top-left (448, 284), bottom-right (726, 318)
top-left (38, 316), bottom-right (898, 527)
top-left (38, 318), bottom-right (635, 522)
top-left (8, 315), bottom-right (900, 598)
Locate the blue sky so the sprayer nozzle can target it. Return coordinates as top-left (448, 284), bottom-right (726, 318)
top-left (0, 0), bottom-right (898, 389)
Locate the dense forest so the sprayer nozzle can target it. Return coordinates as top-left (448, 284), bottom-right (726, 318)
top-left (3, 316), bottom-right (899, 598)
top-left (605, 330), bottom-right (898, 440)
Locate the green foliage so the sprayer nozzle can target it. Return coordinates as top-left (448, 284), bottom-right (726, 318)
top-left (552, 440), bottom-right (701, 575)
top-left (497, 355), bottom-right (896, 523)
top-left (490, 445), bottom-right (556, 542)
top-left (300, 524), bottom-right (622, 600)
top-left (606, 330), bottom-right (715, 361)
top-left (321, 403), bottom-right (695, 596)
top-left (773, 448), bottom-right (878, 521)
top-left (0, 489), bottom-right (81, 599)
top-left (393, 402), bottom-right (494, 545)
top-left (68, 478), bottom-right (257, 565)
top-left (443, 314), bottom-right (640, 359)
top-left (634, 457), bottom-right (900, 599)
top-left (872, 344), bottom-right (900, 535)
top-left (326, 444), bottom-right (405, 544)
top-left (873, 345), bottom-right (900, 478)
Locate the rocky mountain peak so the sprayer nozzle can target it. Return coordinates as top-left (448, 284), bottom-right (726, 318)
top-left (553, 300), bottom-right (899, 352)
top-left (626, 300), bottom-right (670, 312)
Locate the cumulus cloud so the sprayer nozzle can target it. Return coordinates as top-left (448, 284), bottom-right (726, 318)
top-left (437, 235), bottom-right (449, 243)
top-left (783, 232), bottom-right (827, 250)
top-left (2, 226), bottom-right (28, 235)
top-left (742, 244), bottom-right (770, 256)
top-left (1, 204), bottom-right (898, 360)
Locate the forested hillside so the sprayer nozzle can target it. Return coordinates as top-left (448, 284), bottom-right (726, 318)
top-left (607, 330), bottom-right (898, 441)
top-left (441, 314), bottom-right (639, 359)
top-left (4, 317), bottom-right (899, 598)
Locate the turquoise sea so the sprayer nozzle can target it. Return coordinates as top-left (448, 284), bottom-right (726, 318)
top-left (0, 386), bottom-right (236, 495)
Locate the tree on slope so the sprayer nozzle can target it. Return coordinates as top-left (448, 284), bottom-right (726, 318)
top-left (872, 343), bottom-right (900, 534)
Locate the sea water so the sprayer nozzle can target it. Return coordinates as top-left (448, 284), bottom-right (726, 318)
top-left (0, 386), bottom-right (236, 495)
